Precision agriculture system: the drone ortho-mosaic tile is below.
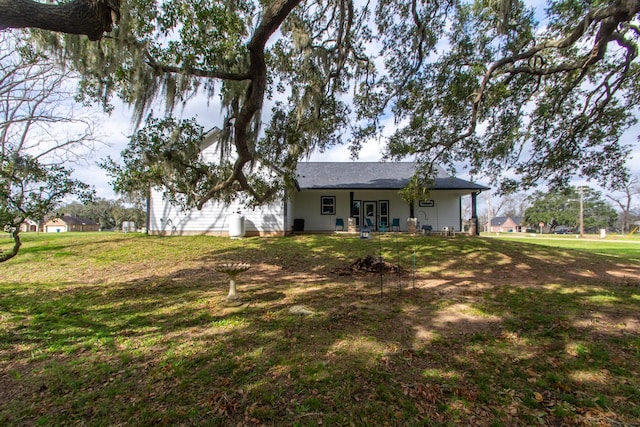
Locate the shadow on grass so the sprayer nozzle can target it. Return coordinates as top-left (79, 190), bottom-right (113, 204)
top-left (1, 234), bottom-right (638, 425)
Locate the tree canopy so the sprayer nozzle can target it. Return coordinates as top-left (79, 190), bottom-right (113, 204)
top-left (61, 197), bottom-right (146, 230)
top-left (4, 0), bottom-right (640, 208)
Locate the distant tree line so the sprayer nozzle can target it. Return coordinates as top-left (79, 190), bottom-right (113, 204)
top-left (524, 187), bottom-right (620, 233)
top-left (476, 184), bottom-right (639, 234)
top-left (60, 197), bottom-right (146, 231)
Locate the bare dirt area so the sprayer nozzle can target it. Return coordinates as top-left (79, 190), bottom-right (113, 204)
top-left (332, 255), bottom-right (405, 275)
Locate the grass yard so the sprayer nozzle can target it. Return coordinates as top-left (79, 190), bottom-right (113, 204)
top-left (1, 232), bottom-right (639, 426)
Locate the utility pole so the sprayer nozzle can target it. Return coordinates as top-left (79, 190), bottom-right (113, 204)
top-left (487, 195), bottom-right (492, 233)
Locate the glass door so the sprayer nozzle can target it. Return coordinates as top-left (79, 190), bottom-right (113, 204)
top-left (363, 201), bottom-right (376, 230)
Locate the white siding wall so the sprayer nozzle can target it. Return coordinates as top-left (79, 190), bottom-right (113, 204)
top-left (148, 189), bottom-right (286, 236)
top-left (290, 190), bottom-right (353, 231)
top-left (413, 191), bottom-right (462, 232)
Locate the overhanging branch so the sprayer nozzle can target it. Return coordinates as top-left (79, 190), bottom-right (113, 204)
top-left (0, 0), bottom-right (120, 41)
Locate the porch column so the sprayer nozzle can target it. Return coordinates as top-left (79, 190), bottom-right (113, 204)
top-left (470, 192), bottom-right (479, 236)
top-left (348, 192), bottom-right (356, 232)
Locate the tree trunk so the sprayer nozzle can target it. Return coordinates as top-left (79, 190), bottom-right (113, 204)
top-left (0, 0), bottom-right (120, 41)
top-left (0, 229), bottom-right (21, 263)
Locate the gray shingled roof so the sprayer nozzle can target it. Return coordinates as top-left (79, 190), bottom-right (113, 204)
top-left (491, 216), bottom-right (523, 226)
top-left (295, 162), bottom-right (489, 191)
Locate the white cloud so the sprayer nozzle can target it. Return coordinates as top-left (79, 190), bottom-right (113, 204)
top-left (309, 138), bottom-right (385, 162)
top-left (69, 103), bottom-right (133, 200)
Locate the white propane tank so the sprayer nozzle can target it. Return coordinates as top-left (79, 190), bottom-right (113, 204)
top-left (122, 221), bottom-right (135, 233)
top-left (229, 212), bottom-right (245, 239)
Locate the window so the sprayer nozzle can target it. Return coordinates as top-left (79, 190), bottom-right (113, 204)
top-left (379, 200), bottom-right (389, 228)
top-left (321, 196), bottom-right (336, 215)
top-left (380, 200), bottom-right (389, 216)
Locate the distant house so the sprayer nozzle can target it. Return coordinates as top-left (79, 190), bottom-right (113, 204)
top-left (148, 162), bottom-right (489, 236)
top-left (488, 216), bottom-right (523, 233)
top-left (19, 219), bottom-right (41, 233)
top-left (44, 215), bottom-right (100, 233)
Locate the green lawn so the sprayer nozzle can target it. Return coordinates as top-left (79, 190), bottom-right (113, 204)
top-left (1, 232), bottom-right (639, 425)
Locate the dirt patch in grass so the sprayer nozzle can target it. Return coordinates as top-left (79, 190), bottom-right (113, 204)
top-left (332, 255), bottom-right (404, 275)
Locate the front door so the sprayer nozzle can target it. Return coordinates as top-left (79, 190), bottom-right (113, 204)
top-left (363, 201), bottom-right (376, 230)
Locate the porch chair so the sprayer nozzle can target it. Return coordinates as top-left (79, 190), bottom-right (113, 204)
top-left (365, 218), bottom-right (374, 229)
top-left (390, 218), bottom-right (400, 231)
top-left (335, 218), bottom-right (345, 231)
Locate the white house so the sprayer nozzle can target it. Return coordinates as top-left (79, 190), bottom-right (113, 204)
top-left (147, 162), bottom-right (489, 236)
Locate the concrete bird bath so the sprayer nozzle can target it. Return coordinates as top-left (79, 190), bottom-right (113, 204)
top-left (215, 263), bottom-right (251, 306)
